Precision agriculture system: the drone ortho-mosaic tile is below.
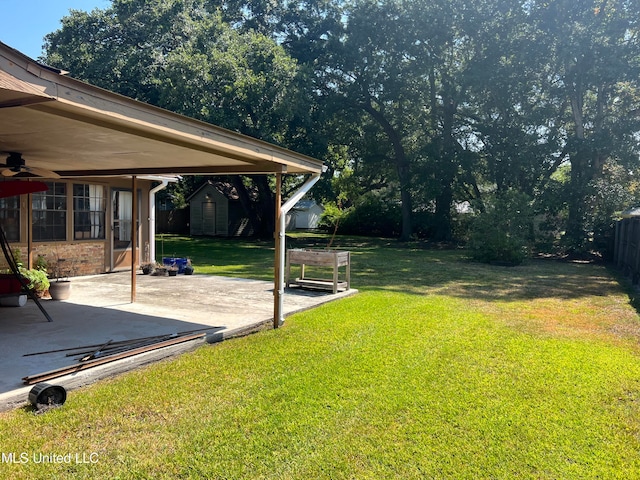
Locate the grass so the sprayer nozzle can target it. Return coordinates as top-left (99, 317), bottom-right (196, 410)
top-left (1, 234), bottom-right (640, 478)
top-left (156, 234), bottom-right (275, 280)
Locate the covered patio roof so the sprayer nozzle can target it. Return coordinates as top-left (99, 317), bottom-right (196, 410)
top-left (0, 41), bottom-right (326, 328)
top-left (0, 41), bottom-right (323, 177)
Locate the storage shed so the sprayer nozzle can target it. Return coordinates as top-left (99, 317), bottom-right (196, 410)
top-left (286, 200), bottom-right (324, 230)
top-left (187, 181), bottom-right (229, 236)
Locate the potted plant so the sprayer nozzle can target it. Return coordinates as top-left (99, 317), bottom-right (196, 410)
top-left (18, 255), bottom-right (50, 298)
top-left (19, 267), bottom-right (50, 297)
top-left (10, 250), bottom-right (50, 297)
top-left (141, 242), bottom-right (155, 275)
top-left (48, 252), bottom-right (74, 301)
top-left (152, 262), bottom-right (168, 276)
top-left (167, 262), bottom-right (178, 276)
top-left (184, 258), bottom-right (194, 275)
top-left (141, 263), bottom-right (155, 275)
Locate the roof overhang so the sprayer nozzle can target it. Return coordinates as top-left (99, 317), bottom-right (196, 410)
top-left (0, 42), bottom-right (324, 178)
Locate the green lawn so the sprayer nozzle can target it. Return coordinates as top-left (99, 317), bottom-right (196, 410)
top-left (1, 235), bottom-right (640, 479)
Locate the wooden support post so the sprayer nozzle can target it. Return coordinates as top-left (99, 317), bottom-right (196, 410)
top-left (131, 176), bottom-right (137, 303)
top-left (273, 173), bottom-right (283, 329)
top-left (27, 188), bottom-right (33, 269)
top-left (274, 171), bottom-right (322, 327)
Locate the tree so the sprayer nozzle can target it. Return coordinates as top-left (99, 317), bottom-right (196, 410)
top-left (43, 0), bottom-right (640, 251)
top-left (299, 0), bottom-right (423, 241)
top-left (526, 0), bottom-right (640, 249)
top-left (44, 0), bottom-right (320, 236)
top-left (468, 189), bottom-right (534, 265)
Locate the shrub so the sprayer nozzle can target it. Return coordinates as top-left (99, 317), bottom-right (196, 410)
top-left (468, 191), bottom-right (533, 265)
top-left (18, 266), bottom-right (50, 293)
top-left (338, 193), bottom-right (401, 237)
top-left (14, 251), bottom-right (50, 293)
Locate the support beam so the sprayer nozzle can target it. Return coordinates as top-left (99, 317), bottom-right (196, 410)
top-left (27, 189), bottom-right (33, 269)
top-left (273, 172), bottom-right (322, 327)
top-left (55, 164), bottom-right (292, 178)
top-left (149, 179), bottom-right (170, 264)
top-left (131, 176), bottom-right (138, 303)
top-left (273, 174), bottom-right (283, 328)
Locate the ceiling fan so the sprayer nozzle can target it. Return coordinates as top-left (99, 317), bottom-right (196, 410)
top-left (0, 152), bottom-right (60, 179)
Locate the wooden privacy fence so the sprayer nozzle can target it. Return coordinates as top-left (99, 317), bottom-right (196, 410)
top-left (614, 215), bottom-right (640, 284)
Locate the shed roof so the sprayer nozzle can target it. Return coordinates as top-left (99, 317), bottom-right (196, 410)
top-left (292, 199), bottom-right (323, 211)
top-left (620, 207), bottom-right (640, 218)
top-left (0, 42), bottom-right (323, 178)
top-left (186, 180), bottom-right (234, 203)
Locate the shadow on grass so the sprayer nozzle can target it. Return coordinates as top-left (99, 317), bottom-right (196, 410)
top-left (290, 236), bottom-right (624, 303)
top-left (158, 234), bottom-right (624, 303)
top-left (355, 250), bottom-right (619, 302)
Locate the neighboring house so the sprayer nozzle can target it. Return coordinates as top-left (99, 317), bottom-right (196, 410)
top-left (286, 200), bottom-right (324, 230)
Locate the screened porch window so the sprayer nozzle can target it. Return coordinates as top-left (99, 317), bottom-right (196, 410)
top-left (32, 182), bottom-right (66, 241)
top-left (113, 190), bottom-right (133, 249)
top-left (0, 196), bottom-right (20, 242)
top-left (73, 184), bottom-right (106, 240)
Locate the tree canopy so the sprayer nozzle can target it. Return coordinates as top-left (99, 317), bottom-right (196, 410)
top-left (42, 0), bottom-right (640, 253)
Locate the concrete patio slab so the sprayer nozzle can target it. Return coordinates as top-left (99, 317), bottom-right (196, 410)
top-left (0, 272), bottom-right (356, 411)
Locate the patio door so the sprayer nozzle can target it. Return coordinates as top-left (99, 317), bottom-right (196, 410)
top-left (202, 202), bottom-right (216, 236)
top-left (111, 189), bottom-right (140, 270)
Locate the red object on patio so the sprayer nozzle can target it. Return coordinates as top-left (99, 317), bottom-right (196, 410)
top-left (0, 181), bottom-right (47, 296)
top-left (0, 180), bottom-right (52, 320)
top-left (0, 274), bottom-right (22, 295)
top-left (0, 181), bottom-right (48, 199)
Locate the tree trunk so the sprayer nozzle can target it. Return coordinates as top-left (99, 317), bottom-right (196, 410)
top-left (433, 185), bottom-right (453, 241)
top-left (566, 152), bottom-right (588, 248)
top-left (250, 175), bottom-right (275, 238)
top-left (231, 176), bottom-right (261, 235)
top-left (565, 82), bottom-right (607, 249)
top-left (433, 95), bottom-right (457, 241)
top-left (361, 100), bottom-right (413, 241)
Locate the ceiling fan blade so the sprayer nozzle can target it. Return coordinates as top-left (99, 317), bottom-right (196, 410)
top-left (0, 153), bottom-right (60, 178)
top-left (26, 167), bottom-right (61, 179)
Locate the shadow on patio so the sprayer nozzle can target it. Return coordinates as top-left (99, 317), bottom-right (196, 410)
top-left (0, 272), bottom-right (356, 411)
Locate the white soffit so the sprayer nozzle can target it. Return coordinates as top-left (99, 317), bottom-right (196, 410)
top-left (0, 42), bottom-right (324, 178)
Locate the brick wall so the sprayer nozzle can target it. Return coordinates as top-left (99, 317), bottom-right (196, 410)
top-left (1, 242), bottom-right (106, 277)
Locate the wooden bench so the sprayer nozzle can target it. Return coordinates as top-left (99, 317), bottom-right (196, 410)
top-left (286, 249), bottom-right (350, 294)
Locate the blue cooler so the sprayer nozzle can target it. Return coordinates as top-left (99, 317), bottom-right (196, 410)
top-left (162, 257), bottom-right (188, 274)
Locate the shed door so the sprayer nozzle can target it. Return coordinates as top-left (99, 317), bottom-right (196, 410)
top-left (202, 202), bottom-right (216, 235)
